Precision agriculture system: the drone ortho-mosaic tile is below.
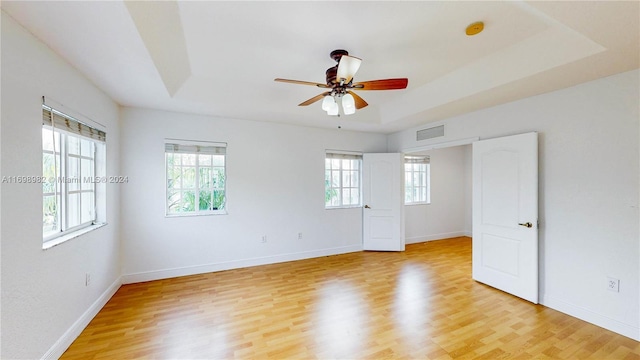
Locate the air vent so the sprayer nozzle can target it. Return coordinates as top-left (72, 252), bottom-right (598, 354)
top-left (417, 125), bottom-right (444, 141)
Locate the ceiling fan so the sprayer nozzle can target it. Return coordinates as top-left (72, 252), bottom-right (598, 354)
top-left (275, 49), bottom-right (408, 116)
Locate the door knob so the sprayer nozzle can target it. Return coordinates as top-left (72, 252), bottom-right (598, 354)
top-left (364, 205), bottom-right (371, 209)
top-left (518, 222), bottom-right (533, 228)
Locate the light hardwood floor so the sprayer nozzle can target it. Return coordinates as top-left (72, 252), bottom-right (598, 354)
top-left (62, 237), bottom-right (640, 359)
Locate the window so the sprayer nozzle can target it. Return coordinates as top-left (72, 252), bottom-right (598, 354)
top-left (42, 105), bottom-right (106, 243)
top-left (165, 140), bottom-right (226, 216)
top-left (404, 155), bottom-right (430, 204)
top-left (325, 152), bottom-right (362, 208)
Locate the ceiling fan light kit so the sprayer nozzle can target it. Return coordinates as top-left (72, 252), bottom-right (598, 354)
top-left (336, 55), bottom-right (362, 84)
top-left (321, 95), bottom-right (334, 111)
top-left (275, 50), bottom-right (408, 116)
top-left (342, 93), bottom-right (356, 115)
top-left (322, 96), bottom-right (339, 115)
top-left (327, 101), bottom-right (339, 116)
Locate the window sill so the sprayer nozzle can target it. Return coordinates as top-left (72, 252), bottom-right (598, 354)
top-left (325, 206), bottom-right (362, 210)
top-left (165, 211), bottom-right (228, 218)
top-left (42, 222), bottom-right (107, 250)
top-left (405, 202), bottom-right (431, 206)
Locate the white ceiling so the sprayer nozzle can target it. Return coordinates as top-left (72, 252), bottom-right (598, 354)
top-left (2, 1), bottom-right (638, 134)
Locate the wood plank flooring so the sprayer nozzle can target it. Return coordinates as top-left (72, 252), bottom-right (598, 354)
top-left (61, 237), bottom-right (640, 359)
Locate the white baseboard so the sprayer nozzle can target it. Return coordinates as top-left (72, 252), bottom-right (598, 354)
top-left (541, 294), bottom-right (639, 341)
top-left (406, 231), bottom-right (471, 244)
top-left (42, 277), bottom-right (122, 360)
top-left (121, 244), bottom-right (363, 284)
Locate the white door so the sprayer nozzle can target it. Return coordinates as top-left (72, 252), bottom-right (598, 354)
top-left (472, 132), bottom-right (538, 303)
top-left (362, 153), bottom-right (405, 251)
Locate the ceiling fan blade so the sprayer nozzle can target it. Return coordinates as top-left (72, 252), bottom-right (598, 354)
top-left (275, 78), bottom-right (330, 88)
top-left (337, 55), bottom-right (362, 84)
top-left (347, 91), bottom-right (368, 109)
top-left (298, 92), bottom-right (331, 106)
top-left (351, 78), bottom-right (408, 90)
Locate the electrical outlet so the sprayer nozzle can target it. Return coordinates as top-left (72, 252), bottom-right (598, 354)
top-left (607, 277), bottom-right (619, 292)
top-left (261, 235), bottom-right (267, 243)
top-left (85, 273), bottom-right (91, 286)
top-left (298, 232), bottom-right (303, 240)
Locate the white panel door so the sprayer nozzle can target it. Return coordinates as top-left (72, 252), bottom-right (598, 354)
top-left (363, 153), bottom-right (405, 251)
top-left (472, 132), bottom-right (538, 303)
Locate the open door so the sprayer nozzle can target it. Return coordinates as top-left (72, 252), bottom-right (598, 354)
top-left (472, 132), bottom-right (538, 303)
top-left (362, 153), bottom-right (405, 251)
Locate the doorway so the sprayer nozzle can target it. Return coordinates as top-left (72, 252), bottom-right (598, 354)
top-left (404, 144), bottom-right (472, 245)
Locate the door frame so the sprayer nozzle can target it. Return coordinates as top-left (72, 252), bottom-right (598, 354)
top-left (399, 136), bottom-right (478, 246)
top-left (402, 137), bottom-right (479, 154)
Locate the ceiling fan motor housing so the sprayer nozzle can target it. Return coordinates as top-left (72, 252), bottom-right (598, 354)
top-left (325, 66), bottom-right (338, 85)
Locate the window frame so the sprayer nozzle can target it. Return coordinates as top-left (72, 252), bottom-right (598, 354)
top-left (404, 155), bottom-right (431, 205)
top-left (165, 139), bottom-right (227, 217)
top-left (325, 151), bottom-right (363, 209)
top-left (42, 105), bottom-right (105, 246)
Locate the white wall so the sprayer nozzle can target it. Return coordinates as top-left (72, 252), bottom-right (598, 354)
top-left (119, 107), bottom-right (386, 283)
top-left (389, 69), bottom-right (640, 340)
top-left (1, 12), bottom-right (122, 359)
top-left (404, 145), bottom-right (471, 243)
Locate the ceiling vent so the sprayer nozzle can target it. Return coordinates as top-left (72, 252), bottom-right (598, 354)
top-left (417, 125), bottom-right (444, 141)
